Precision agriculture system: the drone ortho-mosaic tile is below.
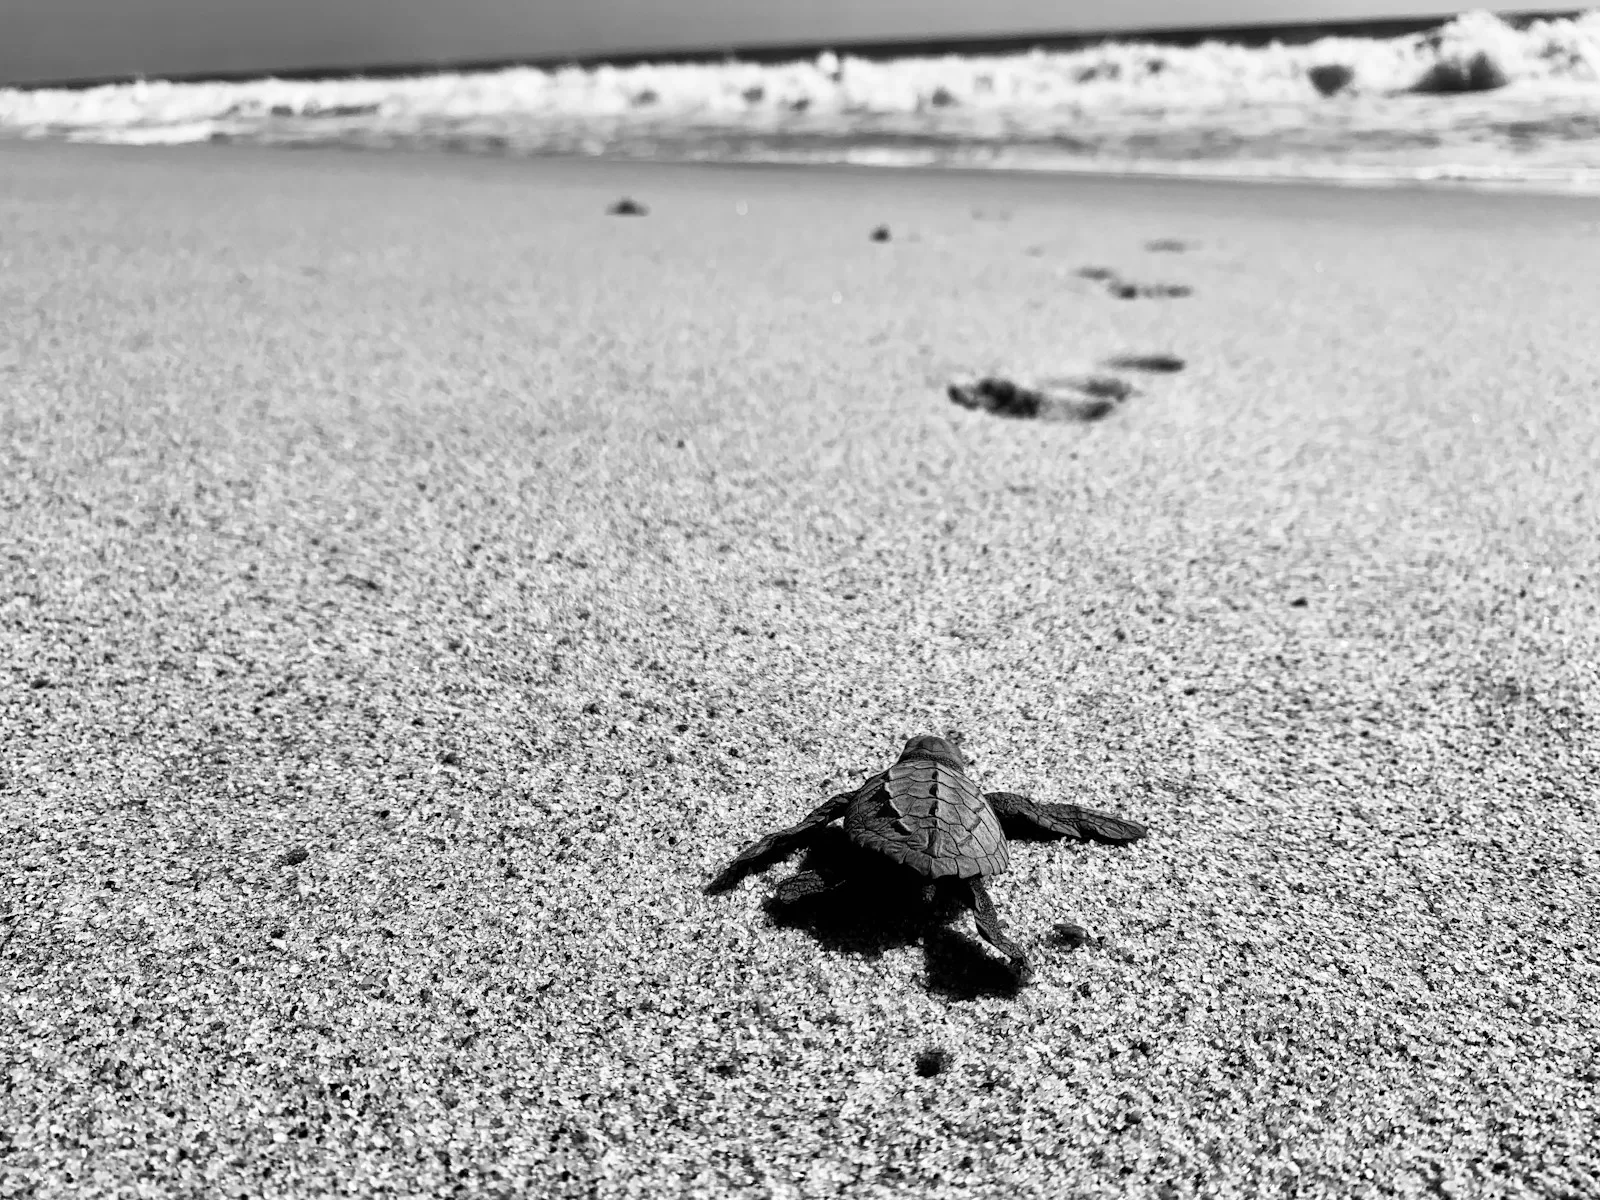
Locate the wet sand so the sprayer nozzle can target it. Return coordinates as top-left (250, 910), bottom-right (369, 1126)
top-left (2, 141), bottom-right (1597, 1197)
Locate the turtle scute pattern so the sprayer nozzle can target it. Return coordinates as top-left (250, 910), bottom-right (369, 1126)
top-left (845, 756), bottom-right (1010, 880)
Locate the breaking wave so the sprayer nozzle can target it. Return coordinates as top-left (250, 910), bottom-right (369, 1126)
top-left (4, 10), bottom-right (1600, 190)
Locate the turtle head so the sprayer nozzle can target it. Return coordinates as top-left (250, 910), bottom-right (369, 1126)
top-left (897, 734), bottom-right (968, 771)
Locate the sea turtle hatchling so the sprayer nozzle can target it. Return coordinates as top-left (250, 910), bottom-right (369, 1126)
top-left (705, 734), bottom-right (1147, 981)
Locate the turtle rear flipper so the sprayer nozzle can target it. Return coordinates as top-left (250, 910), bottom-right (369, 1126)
top-left (962, 878), bottom-right (1033, 984)
top-left (704, 789), bottom-right (859, 894)
top-left (985, 792), bottom-right (1147, 845)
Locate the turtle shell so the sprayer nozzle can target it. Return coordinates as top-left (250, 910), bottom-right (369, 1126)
top-left (843, 755), bottom-right (1009, 879)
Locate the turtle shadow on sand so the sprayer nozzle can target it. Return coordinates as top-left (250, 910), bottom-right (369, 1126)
top-left (731, 828), bottom-right (1031, 999)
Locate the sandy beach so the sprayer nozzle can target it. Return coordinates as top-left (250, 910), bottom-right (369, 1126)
top-left (2, 141), bottom-right (1597, 1197)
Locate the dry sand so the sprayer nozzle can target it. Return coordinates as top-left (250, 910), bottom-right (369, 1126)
top-left (1, 142), bottom-right (1597, 1199)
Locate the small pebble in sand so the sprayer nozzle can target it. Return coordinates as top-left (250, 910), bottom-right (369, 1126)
top-left (1052, 922), bottom-right (1097, 948)
top-left (277, 847), bottom-right (309, 867)
top-left (915, 1048), bottom-right (952, 1077)
top-left (869, 225), bottom-right (891, 242)
top-left (607, 197), bottom-right (648, 216)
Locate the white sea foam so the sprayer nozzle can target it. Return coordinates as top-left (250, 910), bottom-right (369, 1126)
top-left (4, 11), bottom-right (1600, 190)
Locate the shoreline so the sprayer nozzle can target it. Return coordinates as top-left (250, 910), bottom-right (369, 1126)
top-left (599, 150), bottom-right (1600, 197)
top-left (18, 136), bottom-right (1600, 204)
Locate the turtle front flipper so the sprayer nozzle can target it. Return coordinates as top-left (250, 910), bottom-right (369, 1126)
top-left (984, 792), bottom-right (1147, 846)
top-left (704, 789), bottom-right (858, 894)
top-left (962, 878), bottom-right (1033, 984)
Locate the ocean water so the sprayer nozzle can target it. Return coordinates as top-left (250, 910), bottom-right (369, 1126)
top-left (4, 10), bottom-right (1600, 191)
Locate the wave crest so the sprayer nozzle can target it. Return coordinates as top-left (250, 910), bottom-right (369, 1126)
top-left (4, 11), bottom-right (1600, 190)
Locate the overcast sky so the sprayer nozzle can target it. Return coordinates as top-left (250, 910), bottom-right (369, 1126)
top-left (3, 2), bottom-right (1568, 87)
